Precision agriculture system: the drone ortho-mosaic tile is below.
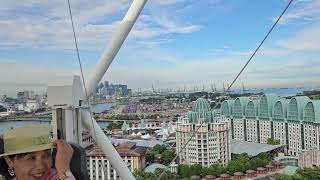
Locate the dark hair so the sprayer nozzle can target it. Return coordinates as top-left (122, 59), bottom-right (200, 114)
top-left (0, 157), bottom-right (11, 180)
top-left (0, 138), bottom-right (24, 180)
top-left (0, 154), bottom-right (29, 180)
top-left (0, 137), bottom-right (10, 179)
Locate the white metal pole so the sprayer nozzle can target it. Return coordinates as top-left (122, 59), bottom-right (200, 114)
top-left (81, 1), bottom-right (147, 179)
top-left (82, 109), bottom-right (135, 180)
top-left (86, 0), bottom-right (148, 98)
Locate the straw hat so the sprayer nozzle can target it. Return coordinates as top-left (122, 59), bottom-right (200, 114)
top-left (0, 125), bottom-right (52, 157)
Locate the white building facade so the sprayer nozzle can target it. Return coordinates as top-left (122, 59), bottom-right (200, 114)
top-left (86, 143), bottom-right (146, 180)
top-left (221, 93), bottom-right (320, 156)
top-left (176, 98), bottom-right (231, 167)
top-left (87, 156), bottom-right (118, 180)
top-left (25, 99), bottom-right (40, 112)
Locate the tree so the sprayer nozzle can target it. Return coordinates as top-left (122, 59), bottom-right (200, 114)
top-left (208, 164), bottom-right (226, 176)
top-left (154, 169), bottom-right (181, 180)
top-left (267, 138), bottom-right (280, 145)
top-left (178, 164), bottom-right (190, 178)
top-left (227, 160), bottom-right (248, 173)
top-left (133, 170), bottom-right (157, 180)
top-left (232, 153), bottom-right (250, 161)
top-left (146, 145), bottom-right (167, 164)
top-left (146, 149), bottom-right (156, 163)
top-left (275, 167), bottom-right (320, 180)
top-left (202, 167), bottom-right (210, 176)
top-left (249, 157), bottom-right (269, 169)
top-left (189, 164), bottom-right (202, 176)
top-left (153, 144), bottom-right (166, 154)
top-left (276, 174), bottom-right (303, 180)
top-left (296, 167), bottom-right (320, 179)
top-left (256, 152), bottom-right (271, 160)
top-left (106, 121), bottom-right (123, 130)
top-left (161, 150), bottom-right (175, 165)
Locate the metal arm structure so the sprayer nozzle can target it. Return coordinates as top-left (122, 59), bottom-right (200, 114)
top-left (82, 1), bottom-right (147, 180)
top-left (86, 0), bottom-right (147, 98)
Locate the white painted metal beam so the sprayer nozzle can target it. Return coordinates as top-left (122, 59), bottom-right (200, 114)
top-left (82, 109), bottom-right (136, 180)
top-left (81, 1), bottom-right (148, 179)
top-left (86, 0), bottom-right (148, 98)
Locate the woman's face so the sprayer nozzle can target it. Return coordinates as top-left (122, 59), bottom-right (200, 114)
top-left (5, 149), bottom-right (52, 180)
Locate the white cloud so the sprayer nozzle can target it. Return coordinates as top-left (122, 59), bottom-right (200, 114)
top-left (278, 24), bottom-right (320, 50)
top-left (276, 0), bottom-right (320, 24)
top-left (0, 0), bottom-right (319, 95)
top-left (102, 51), bottom-right (320, 91)
top-left (0, 0), bottom-right (201, 50)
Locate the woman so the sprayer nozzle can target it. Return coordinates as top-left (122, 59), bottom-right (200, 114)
top-left (0, 125), bottom-right (75, 180)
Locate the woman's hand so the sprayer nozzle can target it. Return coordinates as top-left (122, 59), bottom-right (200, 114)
top-left (52, 140), bottom-right (74, 174)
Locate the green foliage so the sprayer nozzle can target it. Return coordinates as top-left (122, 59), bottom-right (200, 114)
top-left (146, 150), bottom-right (156, 163)
top-left (134, 170), bottom-right (156, 180)
top-left (232, 153), bottom-right (250, 161)
top-left (178, 163), bottom-right (227, 178)
top-left (146, 145), bottom-right (175, 165)
top-left (0, 105), bottom-right (6, 112)
top-left (208, 164), bottom-right (226, 176)
top-left (104, 114), bottom-right (140, 120)
top-left (296, 167), bottom-right (320, 179)
top-left (161, 150), bottom-right (175, 165)
top-left (267, 138), bottom-right (280, 145)
top-left (276, 166), bottom-right (320, 180)
top-left (189, 164), bottom-right (202, 176)
top-left (227, 160), bottom-right (248, 173)
top-left (139, 98), bottom-right (163, 104)
top-left (201, 167), bottom-right (210, 176)
top-left (256, 152), bottom-right (271, 160)
top-left (106, 121), bottom-right (123, 130)
top-left (249, 157), bottom-right (269, 169)
top-left (178, 164), bottom-right (190, 178)
top-left (134, 169), bottom-right (181, 180)
top-left (176, 153), bottom-right (271, 178)
top-left (153, 144), bottom-right (166, 154)
top-left (176, 154), bottom-right (271, 178)
top-left (249, 153), bottom-right (271, 169)
top-left (276, 174), bottom-right (303, 180)
top-left (227, 153), bottom-right (271, 174)
top-left (154, 169), bottom-right (181, 180)
top-left (144, 113), bottom-right (165, 119)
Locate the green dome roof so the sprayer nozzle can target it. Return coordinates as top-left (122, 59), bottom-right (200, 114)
top-left (288, 96), bottom-right (310, 122)
top-left (192, 98), bottom-right (211, 113)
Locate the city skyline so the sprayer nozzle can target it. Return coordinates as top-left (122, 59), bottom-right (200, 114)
top-left (1, 0), bottom-right (320, 96)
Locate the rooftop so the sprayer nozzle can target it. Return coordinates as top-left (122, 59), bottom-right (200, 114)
top-left (231, 139), bottom-right (286, 156)
top-left (109, 138), bottom-right (163, 148)
top-left (86, 142), bottom-right (147, 157)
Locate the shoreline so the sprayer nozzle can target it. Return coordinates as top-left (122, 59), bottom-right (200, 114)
top-left (0, 119), bottom-right (51, 122)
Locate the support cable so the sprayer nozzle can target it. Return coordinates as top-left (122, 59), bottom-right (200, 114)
top-left (67, 0), bottom-right (110, 174)
top-left (227, 0), bottom-right (294, 91)
top-left (158, 0), bottom-right (294, 179)
top-left (67, 0), bottom-right (98, 146)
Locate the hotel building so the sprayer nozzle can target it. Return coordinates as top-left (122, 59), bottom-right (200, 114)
top-left (176, 98), bottom-right (231, 167)
top-left (221, 93), bottom-right (320, 156)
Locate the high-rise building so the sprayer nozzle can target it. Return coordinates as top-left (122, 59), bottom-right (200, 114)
top-left (221, 93), bottom-right (320, 156)
top-left (176, 98), bottom-right (231, 167)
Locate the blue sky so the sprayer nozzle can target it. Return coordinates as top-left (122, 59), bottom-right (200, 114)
top-left (1, 0), bottom-right (320, 96)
